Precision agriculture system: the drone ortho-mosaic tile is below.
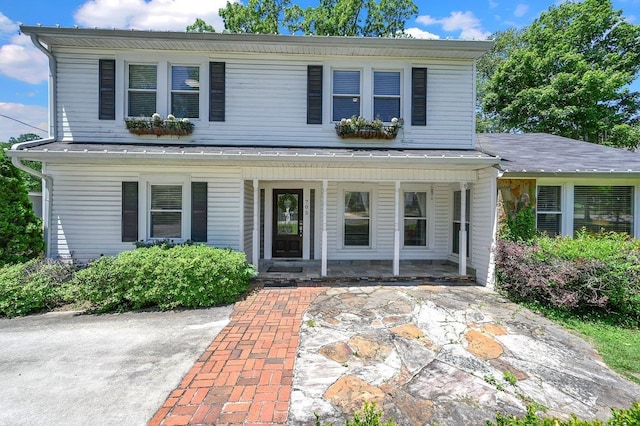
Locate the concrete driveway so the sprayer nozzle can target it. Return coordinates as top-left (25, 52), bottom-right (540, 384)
top-left (0, 306), bottom-right (232, 426)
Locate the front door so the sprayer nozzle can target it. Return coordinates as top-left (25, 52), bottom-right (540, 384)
top-left (272, 189), bottom-right (303, 258)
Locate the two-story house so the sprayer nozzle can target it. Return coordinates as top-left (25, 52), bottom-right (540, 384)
top-left (9, 26), bottom-right (501, 285)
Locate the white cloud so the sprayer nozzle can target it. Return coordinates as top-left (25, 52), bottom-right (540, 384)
top-left (416, 11), bottom-right (491, 40)
top-left (489, 0), bottom-right (499, 8)
top-left (0, 33), bottom-right (49, 84)
top-left (0, 103), bottom-right (48, 142)
top-left (514, 4), bottom-right (529, 17)
top-left (0, 12), bottom-right (18, 36)
top-left (404, 27), bottom-right (440, 40)
top-left (74, 0), bottom-right (228, 32)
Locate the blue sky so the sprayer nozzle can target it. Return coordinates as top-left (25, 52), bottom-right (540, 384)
top-left (0, 0), bottom-right (639, 141)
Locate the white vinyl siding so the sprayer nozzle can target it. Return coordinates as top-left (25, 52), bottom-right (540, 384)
top-left (46, 164), bottom-right (242, 262)
top-left (54, 50), bottom-right (476, 148)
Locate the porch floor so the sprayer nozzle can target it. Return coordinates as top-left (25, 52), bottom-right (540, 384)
top-left (255, 259), bottom-right (476, 286)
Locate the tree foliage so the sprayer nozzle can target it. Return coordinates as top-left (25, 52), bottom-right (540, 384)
top-left (0, 146), bottom-right (44, 267)
top-left (1, 133), bottom-right (42, 192)
top-left (480, 0), bottom-right (640, 149)
top-left (217, 0), bottom-right (417, 37)
top-left (186, 18), bottom-right (216, 33)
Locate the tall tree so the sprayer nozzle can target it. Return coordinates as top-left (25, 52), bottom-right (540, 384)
top-left (0, 146), bottom-right (44, 266)
top-left (481, 0), bottom-right (640, 149)
top-left (217, 0), bottom-right (417, 37)
top-left (219, 0), bottom-right (292, 34)
top-left (286, 0), bottom-right (418, 37)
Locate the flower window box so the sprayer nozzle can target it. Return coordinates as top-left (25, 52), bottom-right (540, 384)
top-left (335, 116), bottom-right (403, 140)
top-left (125, 113), bottom-right (194, 137)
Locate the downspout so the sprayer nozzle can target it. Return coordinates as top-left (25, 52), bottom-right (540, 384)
top-left (10, 33), bottom-right (57, 258)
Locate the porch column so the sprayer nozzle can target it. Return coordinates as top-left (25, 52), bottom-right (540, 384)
top-left (321, 179), bottom-right (328, 276)
top-left (393, 181), bottom-right (400, 276)
top-left (459, 182), bottom-right (468, 276)
top-left (252, 179), bottom-right (259, 270)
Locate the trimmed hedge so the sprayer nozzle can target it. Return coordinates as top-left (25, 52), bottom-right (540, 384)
top-left (73, 245), bottom-right (255, 312)
top-left (0, 259), bottom-right (75, 317)
top-left (495, 232), bottom-right (640, 325)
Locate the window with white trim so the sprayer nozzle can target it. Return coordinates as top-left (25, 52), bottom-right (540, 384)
top-left (171, 65), bottom-right (200, 118)
top-left (333, 70), bottom-right (361, 121)
top-left (403, 191), bottom-right (427, 247)
top-left (128, 64), bottom-right (157, 117)
top-left (536, 186), bottom-right (562, 236)
top-left (149, 184), bottom-right (183, 239)
top-left (452, 189), bottom-right (470, 255)
top-left (343, 190), bottom-right (370, 246)
top-left (574, 186), bottom-right (633, 235)
top-left (373, 71), bottom-right (401, 122)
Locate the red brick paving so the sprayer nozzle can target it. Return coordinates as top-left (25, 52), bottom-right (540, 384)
top-left (148, 287), bottom-right (324, 426)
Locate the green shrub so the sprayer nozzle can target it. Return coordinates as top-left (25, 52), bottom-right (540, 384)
top-left (0, 259), bottom-right (75, 317)
top-left (487, 402), bottom-right (640, 425)
top-left (501, 205), bottom-right (536, 242)
top-left (315, 402), bottom-right (396, 426)
top-left (495, 233), bottom-right (640, 325)
top-left (73, 245), bottom-right (255, 312)
top-left (0, 147), bottom-right (44, 267)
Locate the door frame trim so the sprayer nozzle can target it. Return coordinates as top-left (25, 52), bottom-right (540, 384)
top-left (262, 182), bottom-right (319, 260)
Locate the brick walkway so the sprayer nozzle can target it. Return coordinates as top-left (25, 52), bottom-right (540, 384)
top-left (148, 287), bottom-right (324, 426)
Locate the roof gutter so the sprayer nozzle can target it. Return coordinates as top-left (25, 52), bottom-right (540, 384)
top-left (8, 33), bottom-right (58, 258)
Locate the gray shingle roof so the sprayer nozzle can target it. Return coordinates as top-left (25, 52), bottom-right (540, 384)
top-left (476, 133), bottom-right (640, 175)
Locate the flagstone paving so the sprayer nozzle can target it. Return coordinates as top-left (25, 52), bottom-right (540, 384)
top-left (150, 284), bottom-right (640, 426)
top-left (290, 285), bottom-right (640, 425)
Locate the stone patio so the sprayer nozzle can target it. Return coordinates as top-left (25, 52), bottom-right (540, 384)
top-left (256, 260), bottom-right (476, 286)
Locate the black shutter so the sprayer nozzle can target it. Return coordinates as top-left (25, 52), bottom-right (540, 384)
top-left (99, 59), bottom-right (116, 120)
top-left (307, 65), bottom-right (323, 124)
top-left (209, 62), bottom-right (225, 122)
top-left (411, 68), bottom-right (427, 126)
top-left (121, 182), bottom-right (138, 242)
top-left (191, 182), bottom-right (208, 242)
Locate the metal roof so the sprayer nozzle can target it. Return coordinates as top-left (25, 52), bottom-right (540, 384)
top-left (20, 26), bottom-right (493, 59)
top-left (476, 133), bottom-right (640, 175)
top-left (8, 142), bottom-right (499, 169)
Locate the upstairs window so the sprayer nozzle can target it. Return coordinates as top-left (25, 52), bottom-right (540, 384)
top-left (333, 70), bottom-right (361, 121)
top-left (128, 64), bottom-right (157, 117)
top-left (171, 65), bottom-right (200, 118)
top-left (373, 71), bottom-right (400, 122)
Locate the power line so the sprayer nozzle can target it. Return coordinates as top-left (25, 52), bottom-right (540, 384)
top-left (0, 113), bottom-right (47, 134)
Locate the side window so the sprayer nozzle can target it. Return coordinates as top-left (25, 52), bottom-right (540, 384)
top-left (452, 189), bottom-right (470, 255)
top-left (149, 184), bottom-right (183, 239)
top-left (333, 70), bottom-right (361, 121)
top-left (171, 65), bottom-right (200, 118)
top-left (403, 191), bottom-right (427, 247)
top-left (343, 190), bottom-right (370, 246)
top-left (128, 64), bottom-right (157, 117)
top-left (373, 71), bottom-right (400, 122)
top-left (536, 186), bottom-right (562, 236)
top-left (574, 186), bottom-right (633, 235)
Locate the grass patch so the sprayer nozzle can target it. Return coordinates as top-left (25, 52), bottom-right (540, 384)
top-left (526, 303), bottom-right (640, 385)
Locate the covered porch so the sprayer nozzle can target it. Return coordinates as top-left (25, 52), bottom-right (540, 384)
top-left (255, 259), bottom-right (476, 285)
